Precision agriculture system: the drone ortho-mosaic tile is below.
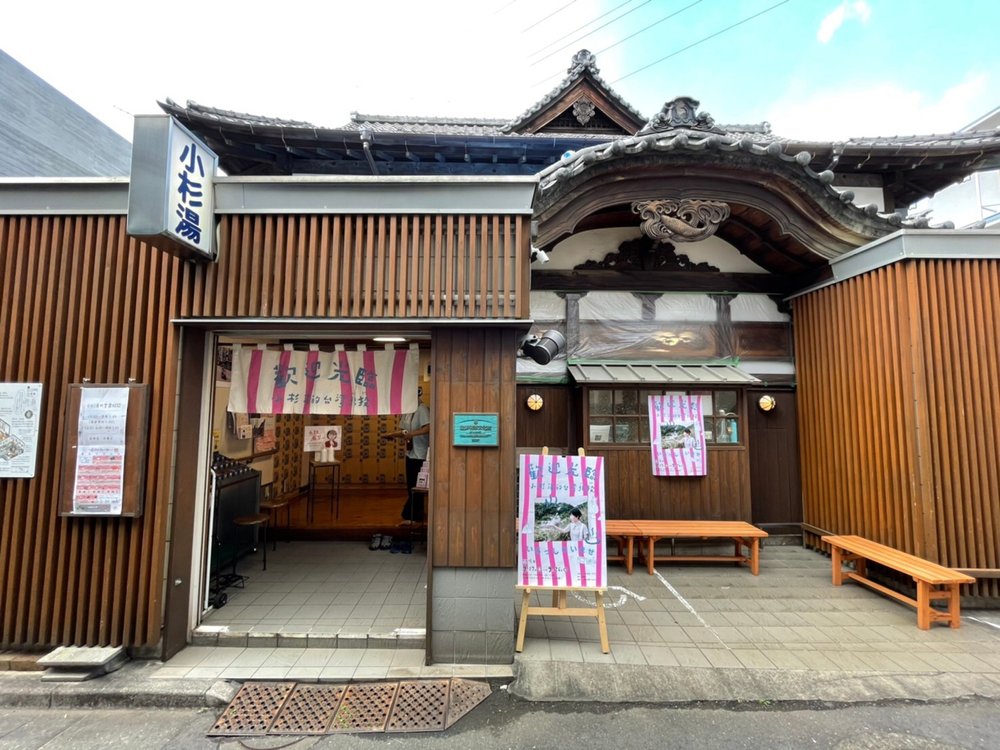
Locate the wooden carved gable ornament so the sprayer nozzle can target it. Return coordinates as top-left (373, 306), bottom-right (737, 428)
top-left (575, 236), bottom-right (719, 272)
top-left (633, 199), bottom-right (731, 244)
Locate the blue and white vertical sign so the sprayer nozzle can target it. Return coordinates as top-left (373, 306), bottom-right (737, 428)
top-left (127, 115), bottom-right (218, 261)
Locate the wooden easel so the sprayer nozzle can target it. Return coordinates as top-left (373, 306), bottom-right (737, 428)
top-left (514, 447), bottom-right (610, 654)
top-left (515, 585), bottom-right (610, 653)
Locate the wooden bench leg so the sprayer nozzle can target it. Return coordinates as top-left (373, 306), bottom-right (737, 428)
top-left (947, 583), bottom-right (962, 629)
top-left (646, 537), bottom-right (656, 575)
top-left (750, 538), bottom-right (760, 576)
top-left (831, 546), bottom-right (843, 585)
top-left (916, 580), bottom-right (931, 630)
top-left (625, 535), bottom-right (634, 575)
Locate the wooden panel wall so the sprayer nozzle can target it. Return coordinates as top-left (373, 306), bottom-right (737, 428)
top-left (0, 215), bottom-right (182, 648)
top-left (585, 448), bottom-right (751, 521)
top-left (516, 385), bottom-right (751, 521)
top-left (1, 208), bottom-right (531, 650)
top-left (794, 259), bottom-right (1000, 598)
top-left (431, 328), bottom-right (518, 568)
top-left (515, 385), bottom-right (572, 449)
top-left (180, 214), bottom-right (531, 320)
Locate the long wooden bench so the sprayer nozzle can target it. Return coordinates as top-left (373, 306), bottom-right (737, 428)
top-left (822, 535), bottom-right (976, 629)
top-left (606, 520), bottom-right (768, 575)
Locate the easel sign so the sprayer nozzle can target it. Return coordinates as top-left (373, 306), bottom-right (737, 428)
top-left (515, 449), bottom-right (609, 653)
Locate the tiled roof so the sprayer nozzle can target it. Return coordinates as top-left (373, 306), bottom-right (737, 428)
top-left (160, 98), bottom-right (318, 129)
top-left (348, 113), bottom-right (509, 136)
top-left (501, 49), bottom-right (645, 134)
top-left (536, 129), bottom-right (949, 231)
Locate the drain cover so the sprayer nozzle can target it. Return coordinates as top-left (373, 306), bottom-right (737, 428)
top-left (210, 681), bottom-right (295, 736)
top-left (209, 679), bottom-right (491, 737)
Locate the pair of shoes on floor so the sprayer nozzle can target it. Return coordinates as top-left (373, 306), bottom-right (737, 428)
top-left (369, 533), bottom-right (382, 550)
top-left (390, 540), bottom-right (413, 554)
top-left (379, 534), bottom-right (393, 550)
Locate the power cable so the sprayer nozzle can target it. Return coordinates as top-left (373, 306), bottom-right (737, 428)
top-left (523, 1), bottom-right (580, 33)
top-left (595, 0), bottom-right (704, 56)
top-left (529, 0), bottom-right (636, 58)
top-left (611, 0), bottom-right (792, 83)
top-left (531, 0), bottom-right (655, 67)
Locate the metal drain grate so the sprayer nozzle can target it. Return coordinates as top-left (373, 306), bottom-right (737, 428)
top-left (387, 680), bottom-right (450, 733)
top-left (446, 678), bottom-right (494, 728)
top-left (270, 684), bottom-right (345, 735)
top-left (209, 679), bottom-right (491, 736)
top-left (329, 682), bottom-right (399, 733)
top-left (209, 681), bottom-right (295, 736)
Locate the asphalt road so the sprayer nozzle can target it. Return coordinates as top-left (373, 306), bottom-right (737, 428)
top-left (2, 691), bottom-right (999, 749)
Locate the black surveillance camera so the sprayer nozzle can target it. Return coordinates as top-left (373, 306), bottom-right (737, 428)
top-left (520, 330), bottom-right (566, 365)
top-left (530, 248), bottom-right (550, 264)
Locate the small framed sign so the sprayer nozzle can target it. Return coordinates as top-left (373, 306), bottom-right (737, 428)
top-left (452, 413), bottom-right (499, 447)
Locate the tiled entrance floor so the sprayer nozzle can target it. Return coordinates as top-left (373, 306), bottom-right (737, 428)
top-left (195, 540), bottom-right (427, 647)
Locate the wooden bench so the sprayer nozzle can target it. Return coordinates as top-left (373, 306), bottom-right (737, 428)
top-left (606, 520), bottom-right (768, 576)
top-left (822, 535), bottom-right (976, 629)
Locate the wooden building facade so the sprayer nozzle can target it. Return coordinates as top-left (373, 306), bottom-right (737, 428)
top-left (4, 48), bottom-right (1000, 660)
top-left (793, 232), bottom-right (1000, 600)
top-left (0, 178), bottom-right (535, 657)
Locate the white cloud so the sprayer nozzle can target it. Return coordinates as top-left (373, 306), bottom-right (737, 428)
top-left (766, 73), bottom-right (989, 140)
top-left (817, 1), bottom-right (872, 44)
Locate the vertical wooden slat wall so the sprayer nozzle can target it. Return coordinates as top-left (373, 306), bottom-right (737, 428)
top-left (180, 215), bottom-right (531, 320)
top-left (794, 259), bottom-right (1000, 599)
top-left (431, 328), bottom-right (519, 568)
top-left (1, 208), bottom-right (531, 649)
top-left (0, 216), bottom-right (182, 648)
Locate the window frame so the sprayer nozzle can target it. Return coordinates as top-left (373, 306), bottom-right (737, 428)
top-left (583, 385), bottom-right (744, 449)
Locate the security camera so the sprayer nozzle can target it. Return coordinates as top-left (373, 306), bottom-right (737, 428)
top-left (520, 330), bottom-right (566, 365)
top-left (530, 248), bottom-right (550, 264)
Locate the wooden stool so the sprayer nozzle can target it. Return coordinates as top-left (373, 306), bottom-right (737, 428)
top-left (259, 497), bottom-right (291, 550)
top-left (233, 513), bottom-right (269, 571)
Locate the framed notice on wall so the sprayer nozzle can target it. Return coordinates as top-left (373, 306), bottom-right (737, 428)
top-left (0, 382), bottom-right (43, 478)
top-left (59, 383), bottom-right (150, 518)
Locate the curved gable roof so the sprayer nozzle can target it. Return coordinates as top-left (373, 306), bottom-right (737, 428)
top-left (501, 49), bottom-right (645, 136)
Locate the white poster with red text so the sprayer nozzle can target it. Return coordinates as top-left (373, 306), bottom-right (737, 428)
top-left (648, 394), bottom-right (706, 476)
top-left (517, 453), bottom-right (606, 589)
top-left (73, 387), bottom-right (129, 514)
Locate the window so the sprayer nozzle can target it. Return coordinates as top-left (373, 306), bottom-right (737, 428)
top-left (586, 388), bottom-right (741, 446)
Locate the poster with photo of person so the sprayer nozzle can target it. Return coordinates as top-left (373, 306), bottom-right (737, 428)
top-left (517, 452), bottom-right (606, 589)
top-left (648, 394), bottom-right (706, 476)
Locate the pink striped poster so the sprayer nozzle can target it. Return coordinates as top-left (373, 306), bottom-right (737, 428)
top-left (517, 453), bottom-right (606, 589)
top-left (227, 344), bottom-right (420, 416)
top-left (648, 395), bottom-right (706, 476)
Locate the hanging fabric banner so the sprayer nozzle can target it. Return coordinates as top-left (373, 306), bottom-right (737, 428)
top-left (517, 453), bottom-right (606, 589)
top-left (228, 344), bottom-right (419, 416)
top-left (648, 394), bottom-right (707, 476)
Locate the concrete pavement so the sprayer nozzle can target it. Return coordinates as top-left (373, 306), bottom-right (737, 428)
top-left (2, 545), bottom-right (999, 709)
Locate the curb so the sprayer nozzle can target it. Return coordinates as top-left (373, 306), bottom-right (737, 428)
top-left (0, 664), bottom-right (236, 710)
top-left (508, 661), bottom-right (1000, 704)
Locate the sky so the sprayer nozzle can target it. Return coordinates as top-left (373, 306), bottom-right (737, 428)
top-left (2, 0), bottom-right (998, 143)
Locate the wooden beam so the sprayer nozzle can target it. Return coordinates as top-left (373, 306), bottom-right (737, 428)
top-left (531, 269), bottom-right (793, 294)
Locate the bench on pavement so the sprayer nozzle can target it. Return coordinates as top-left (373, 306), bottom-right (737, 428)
top-left (606, 520), bottom-right (768, 576)
top-left (821, 534), bottom-right (976, 629)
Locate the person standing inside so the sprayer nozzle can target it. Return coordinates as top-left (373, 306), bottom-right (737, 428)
top-left (385, 387), bottom-right (430, 525)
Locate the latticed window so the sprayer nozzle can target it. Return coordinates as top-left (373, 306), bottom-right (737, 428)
top-left (586, 388), bottom-right (741, 446)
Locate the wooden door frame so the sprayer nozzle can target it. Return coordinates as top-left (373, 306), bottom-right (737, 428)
top-left (162, 327), bottom-right (208, 659)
